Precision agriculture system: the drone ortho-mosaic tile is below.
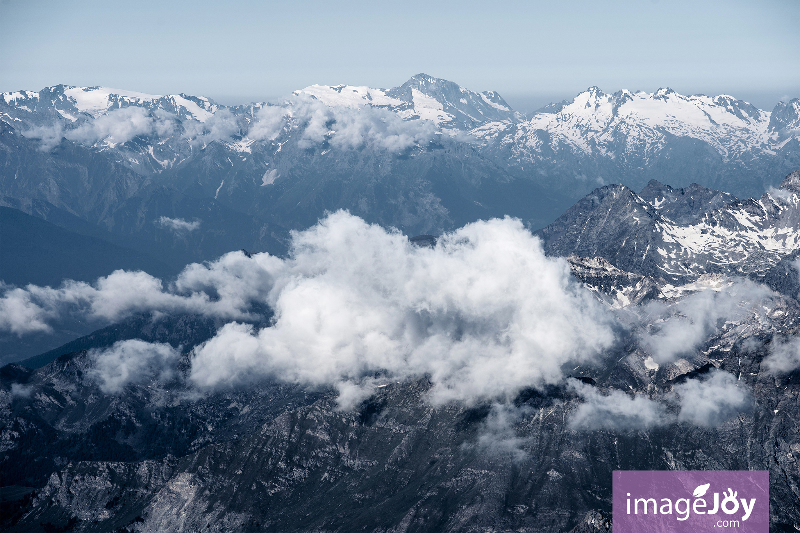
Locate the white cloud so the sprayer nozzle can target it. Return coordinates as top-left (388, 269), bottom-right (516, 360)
top-left (248, 106), bottom-right (289, 141)
top-left (65, 106), bottom-right (154, 146)
top-left (248, 95), bottom-right (437, 152)
top-left (763, 335), bottom-right (800, 373)
top-left (326, 104), bottom-right (437, 151)
top-left (637, 279), bottom-right (773, 363)
top-left (0, 210), bottom-right (772, 426)
top-left (23, 106), bottom-right (179, 150)
top-left (567, 379), bottom-right (668, 430)
top-left (182, 108), bottom-right (240, 145)
top-left (473, 403), bottom-right (530, 460)
top-left (89, 339), bottom-right (181, 394)
top-left (0, 285), bottom-right (55, 335)
top-left (23, 96), bottom-right (436, 153)
top-left (261, 169), bottom-right (279, 186)
top-left (766, 186), bottom-right (794, 203)
top-left (568, 370), bottom-right (752, 430)
top-left (0, 251), bottom-right (280, 335)
top-left (1, 213), bottom-right (617, 407)
top-left (27, 105), bottom-right (238, 151)
top-left (23, 123), bottom-right (65, 151)
top-left (672, 370), bottom-right (751, 426)
top-left (157, 216), bottom-right (201, 233)
top-left (189, 212), bottom-right (617, 407)
top-left (10, 383), bottom-right (33, 398)
top-left (153, 109), bottom-right (178, 137)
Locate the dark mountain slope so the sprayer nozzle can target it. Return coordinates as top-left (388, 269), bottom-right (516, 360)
top-left (18, 313), bottom-right (220, 369)
top-left (0, 206), bottom-right (174, 287)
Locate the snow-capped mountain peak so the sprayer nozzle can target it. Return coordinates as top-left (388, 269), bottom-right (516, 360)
top-left (539, 173), bottom-right (800, 284)
top-left (63, 86), bottom-right (163, 116)
top-left (294, 74), bottom-right (516, 128)
top-left (293, 84), bottom-right (405, 109)
top-left (474, 85), bottom-right (793, 169)
top-left (769, 99), bottom-right (800, 135)
top-left (543, 86), bottom-right (766, 130)
top-left (0, 85), bottom-right (222, 124)
top-left (388, 73), bottom-right (516, 127)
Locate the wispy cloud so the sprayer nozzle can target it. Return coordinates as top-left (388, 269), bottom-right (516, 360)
top-left (248, 95), bottom-right (438, 152)
top-left (567, 379), bottom-right (667, 430)
top-left (157, 216), bottom-right (201, 233)
top-left (568, 369), bottom-right (752, 430)
top-left (672, 370), bottom-right (751, 426)
top-left (64, 106), bottom-right (154, 145)
top-left (23, 106), bottom-right (178, 150)
top-left (89, 339), bottom-right (181, 394)
top-left (182, 108), bottom-right (240, 145)
top-left (23, 123), bottom-right (65, 151)
top-left (763, 335), bottom-right (800, 373)
top-left (637, 279), bottom-right (773, 363)
top-left (22, 96), bottom-right (441, 153)
top-left (0, 251), bottom-right (278, 334)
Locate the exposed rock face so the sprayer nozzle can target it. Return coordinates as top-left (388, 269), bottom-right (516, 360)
top-left (566, 255), bottom-right (662, 308)
top-left (780, 170), bottom-right (800, 194)
top-left (538, 173), bottom-right (800, 284)
top-left (638, 180), bottom-right (738, 225)
top-left (5, 329), bottom-right (800, 532)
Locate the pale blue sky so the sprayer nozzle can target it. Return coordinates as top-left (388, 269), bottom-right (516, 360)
top-left (1, 0), bottom-right (798, 112)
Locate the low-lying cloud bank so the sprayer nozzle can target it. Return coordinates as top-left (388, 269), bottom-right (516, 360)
top-left (0, 251), bottom-right (279, 335)
top-left (25, 107), bottom-right (178, 149)
top-left (189, 213), bottom-right (617, 406)
top-left (1, 212), bottom-right (616, 406)
top-left (568, 369), bottom-right (752, 430)
top-left (23, 95), bottom-right (443, 152)
top-left (273, 96), bottom-right (437, 151)
top-left (237, 95), bottom-right (442, 150)
top-left (0, 211), bottom-right (779, 428)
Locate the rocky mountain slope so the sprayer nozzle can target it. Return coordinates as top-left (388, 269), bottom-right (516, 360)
top-left (539, 171), bottom-right (800, 284)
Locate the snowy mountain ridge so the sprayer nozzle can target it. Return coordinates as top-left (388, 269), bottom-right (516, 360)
top-left (539, 171), bottom-right (800, 284)
top-left (1, 85), bottom-right (220, 123)
top-left (295, 73), bottom-right (518, 128)
top-left (1, 74), bottom-right (799, 253)
top-left (472, 86), bottom-right (799, 164)
top-left (7, 76), bottom-right (795, 156)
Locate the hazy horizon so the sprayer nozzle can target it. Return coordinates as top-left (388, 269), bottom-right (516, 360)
top-left (2, 0), bottom-right (798, 113)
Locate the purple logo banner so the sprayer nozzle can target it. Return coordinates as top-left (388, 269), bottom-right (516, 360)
top-left (613, 470), bottom-right (769, 533)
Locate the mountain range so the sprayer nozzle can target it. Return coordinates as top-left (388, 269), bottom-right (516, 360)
top-left (2, 75), bottom-right (800, 532)
top-left (2, 74), bottom-right (799, 266)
